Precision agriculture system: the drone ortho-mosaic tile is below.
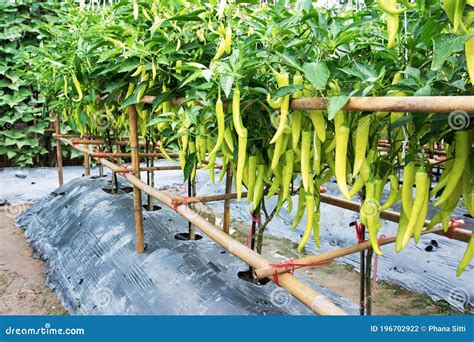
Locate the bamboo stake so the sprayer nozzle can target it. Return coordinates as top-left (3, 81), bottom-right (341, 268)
top-left (319, 194), bottom-right (471, 242)
top-left (290, 96), bottom-right (474, 113)
top-left (128, 105), bottom-right (145, 254)
top-left (84, 140), bottom-right (90, 176)
top-left (223, 164), bottom-right (233, 234)
top-left (171, 191), bottom-right (248, 206)
top-left (253, 228), bottom-right (442, 279)
top-left (55, 114), bottom-right (64, 186)
top-left (139, 95), bottom-right (474, 113)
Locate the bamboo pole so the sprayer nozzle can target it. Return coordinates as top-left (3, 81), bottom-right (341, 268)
top-left (253, 228), bottom-right (441, 279)
top-left (139, 95), bottom-right (474, 113)
top-left (319, 194), bottom-right (471, 242)
top-left (128, 105), bottom-right (145, 254)
top-left (84, 140), bottom-right (90, 176)
top-left (171, 191), bottom-right (247, 206)
top-left (223, 164), bottom-right (233, 234)
top-left (55, 114), bottom-right (64, 186)
top-left (290, 96), bottom-right (474, 113)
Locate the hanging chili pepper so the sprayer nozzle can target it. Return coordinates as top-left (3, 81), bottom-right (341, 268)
top-left (380, 174), bottom-right (400, 210)
top-left (301, 130), bottom-right (312, 192)
top-left (232, 86), bottom-right (246, 137)
top-left (209, 93), bottom-right (225, 156)
top-left (282, 149), bottom-right (294, 201)
top-left (246, 155), bottom-right (257, 203)
top-left (236, 128), bottom-right (248, 200)
top-left (292, 187), bottom-right (306, 230)
top-left (435, 130), bottom-right (469, 206)
top-left (71, 72), bottom-right (83, 102)
top-left (400, 167), bottom-right (429, 248)
top-left (252, 164), bottom-right (266, 210)
top-left (297, 193), bottom-right (315, 252)
top-left (353, 115), bottom-right (371, 177)
top-left (335, 124), bottom-right (351, 199)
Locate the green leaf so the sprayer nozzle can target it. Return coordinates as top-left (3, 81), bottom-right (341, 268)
top-left (431, 34), bottom-right (474, 70)
top-left (220, 74), bottom-right (234, 99)
top-left (167, 9), bottom-right (205, 22)
top-left (327, 96), bottom-right (350, 120)
top-left (303, 62), bottom-right (330, 90)
top-left (183, 152), bottom-right (197, 181)
top-left (6, 150), bottom-right (16, 159)
top-left (272, 85), bottom-right (304, 99)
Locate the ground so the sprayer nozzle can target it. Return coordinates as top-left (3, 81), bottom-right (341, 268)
top-left (0, 198), bottom-right (459, 316)
top-left (0, 207), bottom-right (66, 315)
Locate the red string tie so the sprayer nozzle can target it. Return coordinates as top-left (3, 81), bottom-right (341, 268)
top-left (173, 196), bottom-right (190, 212)
top-left (447, 219), bottom-right (468, 239)
top-left (121, 164), bottom-right (131, 177)
top-left (270, 259), bottom-right (332, 286)
top-left (354, 221), bottom-right (367, 244)
top-left (250, 212), bottom-right (262, 224)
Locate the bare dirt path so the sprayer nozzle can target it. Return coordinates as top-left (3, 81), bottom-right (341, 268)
top-left (0, 206), bottom-right (66, 315)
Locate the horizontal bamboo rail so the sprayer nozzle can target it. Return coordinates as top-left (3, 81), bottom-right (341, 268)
top-left (55, 137), bottom-right (179, 160)
top-left (290, 96), bottom-right (474, 113)
top-left (320, 194), bottom-right (471, 243)
top-left (171, 192), bottom-right (248, 206)
top-left (138, 95), bottom-right (474, 113)
top-left (254, 228), bottom-right (443, 279)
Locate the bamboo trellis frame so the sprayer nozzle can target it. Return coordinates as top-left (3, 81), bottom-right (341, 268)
top-left (54, 95), bottom-right (474, 316)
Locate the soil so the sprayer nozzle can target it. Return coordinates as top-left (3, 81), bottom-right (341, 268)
top-left (0, 206), bottom-right (66, 315)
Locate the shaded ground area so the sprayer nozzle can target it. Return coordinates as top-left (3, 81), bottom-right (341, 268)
top-left (0, 207), bottom-right (66, 315)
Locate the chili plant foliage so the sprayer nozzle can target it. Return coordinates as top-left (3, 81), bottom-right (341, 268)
top-left (31, 0), bottom-right (474, 274)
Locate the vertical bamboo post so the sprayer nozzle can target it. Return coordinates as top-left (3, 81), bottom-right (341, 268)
top-left (84, 140), bottom-right (90, 176)
top-left (223, 164), bottom-right (232, 234)
top-left (146, 139), bottom-right (153, 210)
top-left (55, 113), bottom-right (64, 186)
top-left (359, 228), bottom-right (366, 316)
top-left (128, 105), bottom-right (145, 253)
